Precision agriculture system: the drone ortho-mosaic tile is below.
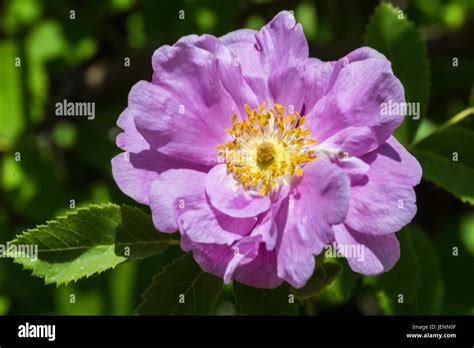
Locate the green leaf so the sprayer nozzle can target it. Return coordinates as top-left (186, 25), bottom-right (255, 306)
top-left (371, 225), bottom-right (443, 315)
top-left (292, 261), bottom-right (341, 300)
top-left (114, 205), bottom-right (177, 259)
top-left (7, 204), bottom-right (177, 285)
top-left (136, 253), bottom-right (223, 315)
top-left (365, 2), bottom-right (429, 144)
top-left (411, 127), bottom-right (474, 204)
top-left (234, 282), bottom-right (301, 315)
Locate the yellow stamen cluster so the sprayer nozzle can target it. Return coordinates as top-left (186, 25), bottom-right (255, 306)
top-left (216, 102), bottom-right (317, 196)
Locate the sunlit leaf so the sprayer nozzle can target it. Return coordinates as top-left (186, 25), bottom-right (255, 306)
top-left (7, 204), bottom-right (177, 285)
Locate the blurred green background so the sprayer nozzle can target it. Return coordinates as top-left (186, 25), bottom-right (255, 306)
top-left (0, 0), bottom-right (473, 315)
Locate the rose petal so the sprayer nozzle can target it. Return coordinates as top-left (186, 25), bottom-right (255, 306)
top-left (111, 154), bottom-right (206, 205)
top-left (276, 160), bottom-right (350, 288)
top-left (206, 164), bottom-right (271, 218)
top-left (344, 136), bottom-right (422, 235)
top-left (149, 169), bottom-right (207, 232)
top-left (305, 47), bottom-right (405, 147)
top-left (134, 35), bottom-right (259, 166)
top-left (112, 108), bottom-right (208, 204)
top-left (178, 204), bottom-right (256, 245)
top-left (334, 223), bottom-right (400, 275)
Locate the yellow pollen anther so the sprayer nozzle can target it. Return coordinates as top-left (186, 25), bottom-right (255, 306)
top-left (216, 103), bottom-right (317, 196)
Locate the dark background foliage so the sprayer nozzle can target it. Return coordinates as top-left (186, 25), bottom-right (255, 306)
top-left (0, 0), bottom-right (473, 315)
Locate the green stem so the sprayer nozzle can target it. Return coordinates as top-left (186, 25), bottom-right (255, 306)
top-left (412, 106), bottom-right (474, 145)
top-left (438, 106), bottom-right (474, 132)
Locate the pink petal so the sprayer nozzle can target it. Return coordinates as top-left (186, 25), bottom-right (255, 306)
top-left (206, 164), bottom-right (271, 218)
top-left (344, 137), bottom-right (422, 235)
top-left (305, 47), bottom-right (405, 147)
top-left (334, 223), bottom-right (400, 275)
top-left (276, 160), bottom-right (350, 288)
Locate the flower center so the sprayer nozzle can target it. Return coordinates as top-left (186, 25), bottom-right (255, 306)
top-left (217, 103), bottom-right (317, 196)
top-left (256, 142), bottom-right (276, 165)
